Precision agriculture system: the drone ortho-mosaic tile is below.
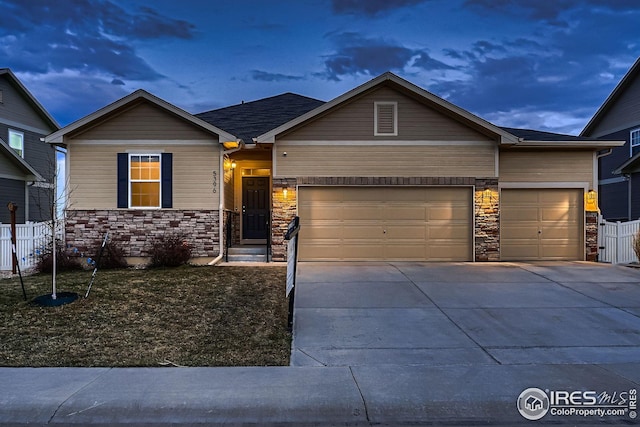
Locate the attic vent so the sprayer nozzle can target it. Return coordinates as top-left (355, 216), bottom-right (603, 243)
top-left (374, 102), bottom-right (397, 136)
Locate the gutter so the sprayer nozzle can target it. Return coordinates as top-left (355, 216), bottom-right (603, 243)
top-left (208, 143), bottom-right (243, 265)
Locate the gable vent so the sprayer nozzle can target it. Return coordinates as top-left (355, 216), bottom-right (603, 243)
top-left (374, 102), bottom-right (397, 136)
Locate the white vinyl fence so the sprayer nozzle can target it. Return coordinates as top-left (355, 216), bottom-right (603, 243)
top-left (0, 222), bottom-right (56, 271)
top-left (598, 216), bottom-right (640, 264)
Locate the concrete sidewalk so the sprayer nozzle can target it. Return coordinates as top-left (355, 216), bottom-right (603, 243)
top-left (1, 364), bottom-right (639, 426)
top-left (1, 262), bottom-right (639, 425)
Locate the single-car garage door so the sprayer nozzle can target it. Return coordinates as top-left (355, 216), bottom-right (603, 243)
top-left (500, 188), bottom-right (583, 261)
top-left (298, 187), bottom-right (472, 261)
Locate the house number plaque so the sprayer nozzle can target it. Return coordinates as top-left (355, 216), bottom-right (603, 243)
top-left (212, 170), bottom-right (217, 193)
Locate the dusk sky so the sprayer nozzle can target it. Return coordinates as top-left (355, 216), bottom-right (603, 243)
top-left (2, 0), bottom-right (640, 135)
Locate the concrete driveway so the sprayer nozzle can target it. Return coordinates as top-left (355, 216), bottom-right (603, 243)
top-left (291, 262), bottom-right (640, 367)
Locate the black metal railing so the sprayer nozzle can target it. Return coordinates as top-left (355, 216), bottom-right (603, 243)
top-left (266, 211), bottom-right (272, 263)
top-left (224, 210), bottom-right (238, 262)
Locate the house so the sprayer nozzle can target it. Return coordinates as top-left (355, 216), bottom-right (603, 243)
top-left (48, 72), bottom-right (622, 264)
top-left (45, 90), bottom-right (239, 264)
top-left (0, 68), bottom-right (59, 224)
top-left (581, 57), bottom-right (640, 221)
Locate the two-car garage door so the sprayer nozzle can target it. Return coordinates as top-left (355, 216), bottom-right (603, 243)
top-left (298, 187), bottom-right (472, 261)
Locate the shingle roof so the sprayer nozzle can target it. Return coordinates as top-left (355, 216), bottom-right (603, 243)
top-left (501, 127), bottom-right (601, 142)
top-left (195, 93), bottom-right (325, 144)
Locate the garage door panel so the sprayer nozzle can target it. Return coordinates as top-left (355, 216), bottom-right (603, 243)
top-left (302, 205), bottom-right (339, 220)
top-left (386, 225), bottom-right (427, 239)
top-left (300, 224), bottom-right (343, 239)
top-left (429, 205), bottom-right (467, 220)
top-left (342, 243), bottom-right (385, 260)
top-left (298, 186), bottom-right (472, 261)
top-left (385, 206), bottom-right (427, 220)
top-left (501, 189), bottom-right (583, 261)
top-left (343, 205), bottom-right (382, 220)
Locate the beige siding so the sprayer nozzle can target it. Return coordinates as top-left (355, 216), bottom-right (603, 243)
top-left (275, 143), bottom-right (496, 177)
top-left (588, 75), bottom-right (640, 136)
top-left (499, 150), bottom-right (593, 186)
top-left (0, 76), bottom-right (53, 132)
top-left (68, 142), bottom-right (220, 210)
top-left (280, 86), bottom-right (494, 142)
top-left (72, 102), bottom-right (213, 140)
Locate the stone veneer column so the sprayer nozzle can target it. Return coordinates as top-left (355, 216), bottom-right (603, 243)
top-left (474, 178), bottom-right (500, 261)
top-left (271, 178), bottom-right (298, 262)
top-left (585, 211), bottom-right (599, 261)
top-left (65, 210), bottom-right (219, 258)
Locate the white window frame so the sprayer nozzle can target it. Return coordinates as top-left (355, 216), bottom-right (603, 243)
top-left (129, 153), bottom-right (162, 209)
top-left (374, 102), bottom-right (398, 136)
top-left (631, 128), bottom-right (640, 157)
top-left (8, 129), bottom-right (24, 158)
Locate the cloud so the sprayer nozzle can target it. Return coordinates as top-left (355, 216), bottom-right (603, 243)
top-left (464, 0), bottom-right (640, 23)
top-left (111, 78), bottom-right (125, 85)
top-left (251, 70), bottom-right (305, 82)
top-left (321, 33), bottom-right (454, 80)
top-left (0, 0), bottom-right (195, 83)
top-left (331, 0), bottom-right (430, 17)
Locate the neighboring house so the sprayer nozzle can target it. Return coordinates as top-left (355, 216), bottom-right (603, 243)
top-left (45, 90), bottom-right (238, 264)
top-left (0, 68), bottom-right (59, 224)
top-left (581, 57), bottom-right (640, 221)
top-left (49, 72), bottom-right (622, 264)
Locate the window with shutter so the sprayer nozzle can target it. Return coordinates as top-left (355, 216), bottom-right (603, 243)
top-left (117, 152), bottom-right (172, 208)
top-left (374, 102), bottom-right (397, 136)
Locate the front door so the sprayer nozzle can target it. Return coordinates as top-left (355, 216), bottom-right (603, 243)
top-left (242, 176), bottom-right (269, 240)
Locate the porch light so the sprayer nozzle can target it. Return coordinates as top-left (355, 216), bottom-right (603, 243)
top-left (585, 189), bottom-right (599, 212)
top-left (231, 161), bottom-right (237, 169)
top-left (481, 188), bottom-right (496, 208)
top-left (222, 141), bottom-right (239, 149)
top-left (283, 188), bottom-right (288, 199)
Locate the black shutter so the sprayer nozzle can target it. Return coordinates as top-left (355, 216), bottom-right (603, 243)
top-left (161, 153), bottom-right (172, 208)
top-left (117, 153), bottom-right (128, 208)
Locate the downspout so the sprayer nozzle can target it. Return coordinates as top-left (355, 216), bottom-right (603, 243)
top-left (209, 144), bottom-right (242, 265)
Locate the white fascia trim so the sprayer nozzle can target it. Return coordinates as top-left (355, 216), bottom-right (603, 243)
top-left (277, 140), bottom-right (496, 146)
top-left (499, 182), bottom-right (590, 190)
top-left (512, 140), bottom-right (625, 148)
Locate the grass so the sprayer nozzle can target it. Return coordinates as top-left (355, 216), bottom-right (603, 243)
top-left (0, 265), bottom-right (290, 367)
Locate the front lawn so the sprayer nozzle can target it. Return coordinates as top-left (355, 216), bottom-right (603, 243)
top-left (0, 266), bottom-right (290, 367)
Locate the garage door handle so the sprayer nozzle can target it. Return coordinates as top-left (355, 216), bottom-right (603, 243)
top-left (538, 230), bottom-right (542, 234)
top-left (383, 229), bottom-right (387, 234)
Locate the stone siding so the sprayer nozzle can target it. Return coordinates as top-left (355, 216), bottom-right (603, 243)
top-left (585, 211), bottom-right (599, 261)
top-left (65, 210), bottom-right (219, 258)
top-left (474, 179), bottom-right (500, 261)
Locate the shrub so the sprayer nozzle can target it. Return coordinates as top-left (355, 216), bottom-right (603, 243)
top-left (90, 238), bottom-right (128, 270)
top-left (149, 234), bottom-right (193, 267)
top-left (36, 239), bottom-right (83, 273)
top-left (634, 229), bottom-right (640, 263)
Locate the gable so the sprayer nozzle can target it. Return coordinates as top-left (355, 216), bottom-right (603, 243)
top-left (585, 69), bottom-right (640, 137)
top-left (70, 101), bottom-right (215, 141)
top-left (0, 75), bottom-right (55, 134)
top-left (279, 85), bottom-right (494, 142)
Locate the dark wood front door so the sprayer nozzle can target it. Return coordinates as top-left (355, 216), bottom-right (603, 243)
top-left (242, 176), bottom-right (269, 240)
